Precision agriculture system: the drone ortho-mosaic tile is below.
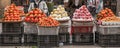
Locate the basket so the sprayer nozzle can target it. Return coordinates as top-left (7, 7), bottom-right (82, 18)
top-left (24, 23), bottom-right (38, 34)
top-left (55, 17), bottom-right (70, 22)
top-left (72, 19), bottom-right (93, 22)
top-left (101, 21), bottom-right (120, 26)
top-left (97, 25), bottom-right (120, 34)
top-left (72, 21), bottom-right (94, 26)
top-left (59, 21), bottom-right (69, 25)
top-left (2, 20), bottom-right (22, 23)
top-left (59, 20), bottom-right (71, 26)
top-left (58, 19), bottom-right (70, 23)
top-left (71, 26), bottom-right (93, 33)
top-left (37, 26), bottom-right (59, 35)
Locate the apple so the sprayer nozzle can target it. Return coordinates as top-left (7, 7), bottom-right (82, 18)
top-left (34, 11), bottom-right (39, 14)
top-left (29, 14), bottom-right (34, 17)
top-left (14, 11), bottom-right (17, 13)
top-left (31, 18), bottom-right (34, 22)
top-left (29, 11), bottom-right (34, 14)
top-left (34, 14), bottom-right (38, 16)
top-left (38, 14), bottom-right (41, 17)
top-left (25, 17), bottom-right (30, 22)
top-left (5, 13), bottom-right (9, 15)
top-left (34, 18), bottom-right (38, 22)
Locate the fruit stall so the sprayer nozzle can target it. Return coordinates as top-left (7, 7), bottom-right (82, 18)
top-left (50, 5), bottom-right (70, 45)
top-left (23, 8), bottom-right (46, 46)
top-left (71, 5), bottom-right (94, 45)
top-left (96, 8), bottom-right (120, 47)
top-left (0, 4), bottom-right (24, 46)
top-left (0, 0), bottom-right (120, 48)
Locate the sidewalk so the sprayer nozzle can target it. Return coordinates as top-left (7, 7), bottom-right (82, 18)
top-left (0, 45), bottom-right (120, 48)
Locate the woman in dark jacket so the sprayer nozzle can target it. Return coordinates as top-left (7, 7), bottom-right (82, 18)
top-left (68, 0), bottom-right (82, 9)
top-left (66, 0), bottom-right (86, 18)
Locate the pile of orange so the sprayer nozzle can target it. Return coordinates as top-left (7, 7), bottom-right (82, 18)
top-left (37, 17), bottom-right (59, 26)
top-left (4, 4), bottom-right (24, 22)
top-left (97, 8), bottom-right (115, 20)
top-left (24, 8), bottom-right (46, 23)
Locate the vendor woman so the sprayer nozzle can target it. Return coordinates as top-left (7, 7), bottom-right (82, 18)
top-left (67, 0), bottom-right (86, 18)
top-left (28, 0), bottom-right (48, 14)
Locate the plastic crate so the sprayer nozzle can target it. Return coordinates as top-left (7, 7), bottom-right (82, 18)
top-left (0, 35), bottom-right (2, 44)
top-left (72, 21), bottom-right (94, 26)
top-left (95, 32), bottom-right (120, 47)
top-left (97, 25), bottom-right (120, 34)
top-left (24, 34), bottom-right (37, 46)
top-left (2, 22), bottom-right (23, 34)
top-left (38, 35), bottom-right (59, 47)
top-left (59, 20), bottom-right (70, 25)
top-left (37, 26), bottom-right (59, 35)
top-left (71, 26), bottom-right (93, 33)
top-left (24, 23), bottom-right (38, 34)
top-left (0, 34), bottom-right (22, 46)
top-left (59, 25), bottom-right (69, 33)
top-left (59, 33), bottom-right (70, 45)
top-left (72, 33), bottom-right (93, 45)
top-left (96, 32), bottom-right (117, 40)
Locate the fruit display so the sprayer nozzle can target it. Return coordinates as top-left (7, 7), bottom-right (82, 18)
top-left (100, 16), bottom-right (120, 25)
top-left (37, 17), bottom-right (59, 26)
top-left (4, 4), bottom-right (24, 22)
top-left (17, 6), bottom-right (24, 15)
top-left (72, 5), bottom-right (93, 21)
top-left (97, 8), bottom-right (120, 25)
top-left (24, 8), bottom-right (46, 23)
top-left (101, 16), bottom-right (120, 22)
top-left (50, 5), bottom-right (70, 21)
top-left (97, 8), bottom-right (115, 20)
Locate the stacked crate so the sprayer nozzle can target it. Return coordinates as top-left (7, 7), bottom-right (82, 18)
top-left (0, 23), bottom-right (2, 45)
top-left (71, 21), bottom-right (94, 45)
top-left (37, 26), bottom-right (59, 47)
top-left (96, 26), bottom-right (120, 47)
top-left (0, 34), bottom-right (2, 45)
top-left (59, 20), bottom-right (70, 45)
top-left (23, 23), bottom-right (37, 46)
top-left (0, 22), bottom-right (23, 46)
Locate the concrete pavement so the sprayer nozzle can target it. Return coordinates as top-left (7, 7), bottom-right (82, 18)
top-left (0, 45), bottom-right (120, 48)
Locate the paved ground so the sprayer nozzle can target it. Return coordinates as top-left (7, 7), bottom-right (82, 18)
top-left (0, 45), bottom-right (120, 48)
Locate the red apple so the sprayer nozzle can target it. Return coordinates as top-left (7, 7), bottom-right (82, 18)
top-left (34, 11), bottom-right (39, 14)
top-left (29, 14), bottom-right (34, 17)
top-left (29, 11), bottom-right (34, 14)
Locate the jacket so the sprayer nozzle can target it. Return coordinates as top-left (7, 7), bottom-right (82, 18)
top-left (28, 0), bottom-right (48, 13)
top-left (68, 0), bottom-right (83, 9)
